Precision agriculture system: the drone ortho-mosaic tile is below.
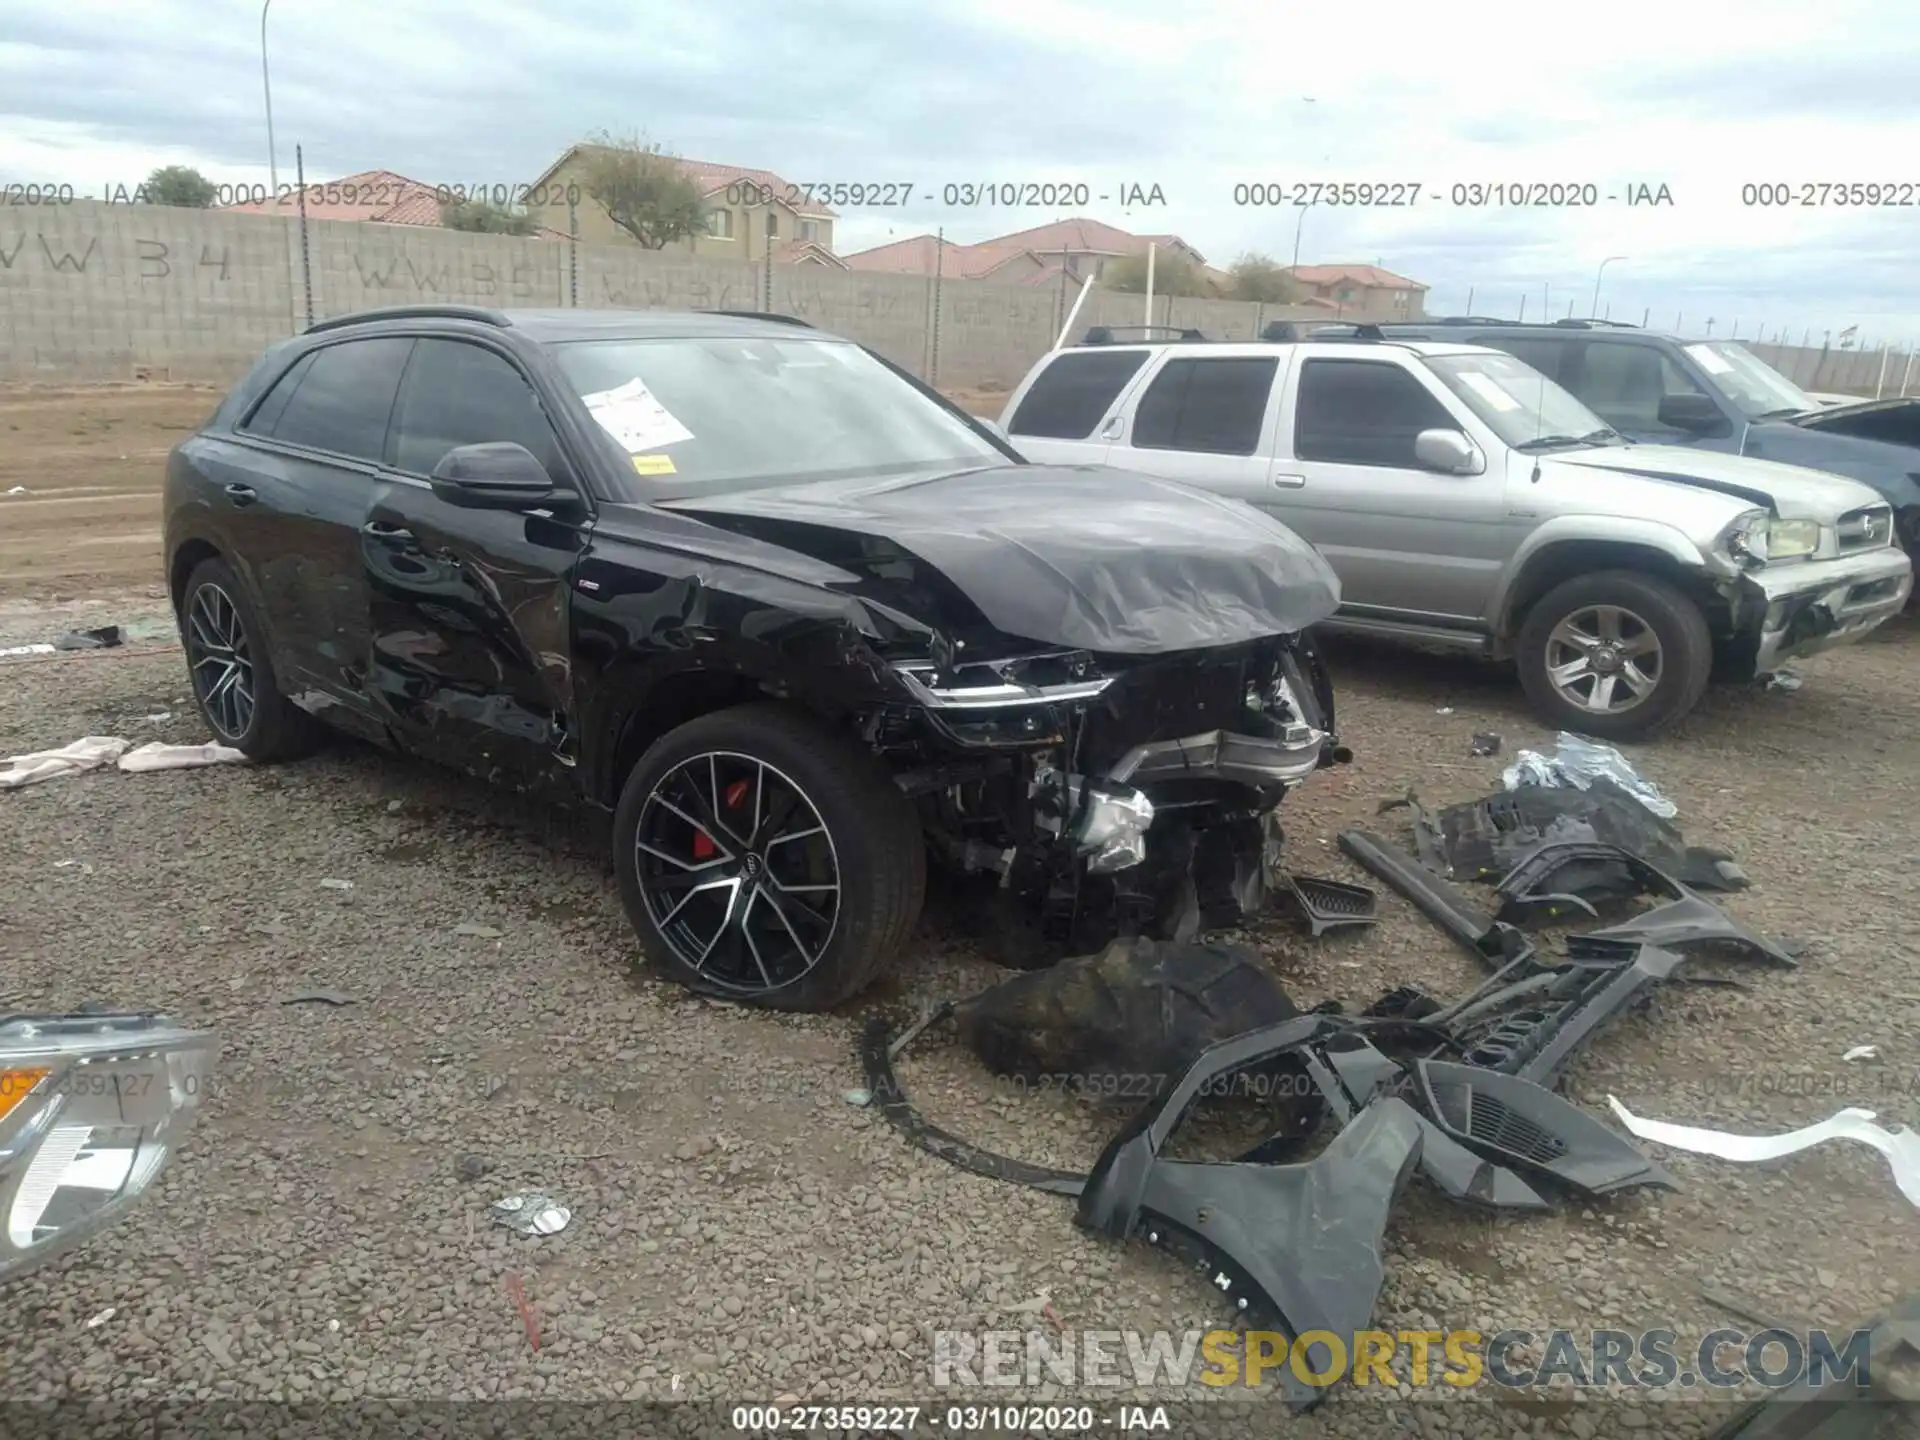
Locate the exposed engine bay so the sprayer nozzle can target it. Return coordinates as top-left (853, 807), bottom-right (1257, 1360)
top-left (867, 630), bottom-right (1347, 959)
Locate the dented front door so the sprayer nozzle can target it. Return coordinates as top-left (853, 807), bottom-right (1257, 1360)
top-left (360, 337), bottom-right (586, 791)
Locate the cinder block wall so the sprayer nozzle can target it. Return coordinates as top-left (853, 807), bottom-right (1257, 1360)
top-left (4, 202), bottom-right (1383, 388)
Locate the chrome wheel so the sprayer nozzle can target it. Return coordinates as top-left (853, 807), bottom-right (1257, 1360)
top-left (633, 751), bottom-right (841, 995)
top-left (185, 583), bottom-right (256, 740)
top-left (1544, 604), bottom-right (1662, 715)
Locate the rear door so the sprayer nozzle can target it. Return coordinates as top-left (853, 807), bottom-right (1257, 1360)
top-left (1277, 353), bottom-right (1511, 621)
top-left (1000, 348), bottom-right (1154, 464)
top-left (217, 336), bottom-right (414, 735)
top-left (362, 335), bottom-right (589, 792)
top-left (1105, 351), bottom-right (1286, 498)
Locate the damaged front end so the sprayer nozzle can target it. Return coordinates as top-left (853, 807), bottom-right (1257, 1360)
top-left (873, 632), bottom-right (1346, 958)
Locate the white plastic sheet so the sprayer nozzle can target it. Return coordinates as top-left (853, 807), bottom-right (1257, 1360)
top-left (1503, 732), bottom-right (1678, 818)
top-left (0, 736), bottom-right (131, 789)
top-left (1608, 1097), bottom-right (1920, 1209)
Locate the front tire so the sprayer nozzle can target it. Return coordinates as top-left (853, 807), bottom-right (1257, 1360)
top-left (179, 556), bottom-right (325, 761)
top-left (613, 703), bottom-right (925, 1011)
top-left (1515, 569), bottom-right (1712, 741)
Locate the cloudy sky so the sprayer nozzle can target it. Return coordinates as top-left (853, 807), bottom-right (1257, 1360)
top-left (5, 0), bottom-right (1917, 344)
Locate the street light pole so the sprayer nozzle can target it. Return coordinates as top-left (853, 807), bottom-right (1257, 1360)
top-left (261, 0), bottom-right (279, 196)
top-left (1590, 255), bottom-right (1625, 318)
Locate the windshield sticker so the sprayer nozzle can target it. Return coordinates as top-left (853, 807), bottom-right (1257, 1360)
top-left (582, 377), bottom-right (695, 453)
top-left (1686, 344), bottom-right (1734, 375)
top-left (1457, 370), bottom-right (1523, 411)
top-left (631, 453), bottom-right (677, 476)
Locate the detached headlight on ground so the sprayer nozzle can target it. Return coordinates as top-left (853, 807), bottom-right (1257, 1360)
top-left (0, 1013), bottom-right (215, 1284)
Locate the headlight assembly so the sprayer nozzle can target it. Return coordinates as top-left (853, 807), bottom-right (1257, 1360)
top-left (1765, 518), bottom-right (1820, 561)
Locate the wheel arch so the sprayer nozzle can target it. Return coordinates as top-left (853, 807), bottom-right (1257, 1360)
top-left (169, 538), bottom-right (224, 615)
top-left (588, 654), bottom-right (885, 809)
top-left (1492, 531), bottom-right (1724, 660)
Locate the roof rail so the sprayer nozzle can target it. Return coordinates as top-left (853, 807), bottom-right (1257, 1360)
top-left (1549, 317), bottom-right (1639, 329)
top-left (1081, 324), bottom-right (1206, 345)
top-left (712, 310), bottom-right (816, 328)
top-left (304, 304), bottom-right (510, 335)
top-left (1430, 316), bottom-right (1523, 327)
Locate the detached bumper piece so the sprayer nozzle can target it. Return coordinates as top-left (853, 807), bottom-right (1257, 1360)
top-left (0, 1012), bottom-right (216, 1284)
top-left (1493, 839), bottom-right (1799, 969)
top-left (1411, 777), bottom-right (1749, 894)
top-left (863, 984), bottom-right (1673, 1410)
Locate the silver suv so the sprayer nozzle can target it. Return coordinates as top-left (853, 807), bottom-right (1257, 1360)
top-left (1000, 333), bottom-right (1913, 739)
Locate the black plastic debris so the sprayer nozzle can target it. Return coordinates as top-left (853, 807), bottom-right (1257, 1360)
top-left (1495, 840), bottom-right (1795, 968)
top-left (1337, 829), bottom-right (1534, 971)
top-left (1420, 776), bottom-right (1747, 894)
top-left (861, 997), bottom-right (1673, 1408)
top-left (1470, 731), bottom-right (1502, 757)
top-left (952, 936), bottom-right (1309, 1109)
top-left (53, 625), bottom-right (125, 651)
top-left (1278, 872), bottom-right (1379, 936)
top-left (1412, 1060), bottom-right (1675, 1195)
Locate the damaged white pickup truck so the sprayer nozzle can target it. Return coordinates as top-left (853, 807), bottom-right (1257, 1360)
top-left (1003, 330), bottom-right (1914, 738)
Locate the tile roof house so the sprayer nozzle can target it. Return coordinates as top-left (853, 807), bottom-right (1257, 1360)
top-left (1283, 263), bottom-right (1428, 317)
top-left (522, 146), bottom-right (846, 263)
top-left (845, 216), bottom-right (1206, 287)
top-left (219, 169), bottom-right (570, 238)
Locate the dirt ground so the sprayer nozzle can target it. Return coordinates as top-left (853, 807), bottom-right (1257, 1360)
top-left (2, 386), bottom-right (1918, 1436)
top-left (0, 384), bottom-right (1008, 604)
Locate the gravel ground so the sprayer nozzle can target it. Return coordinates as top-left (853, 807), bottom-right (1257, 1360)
top-left (1, 591), bottom-right (1916, 1439)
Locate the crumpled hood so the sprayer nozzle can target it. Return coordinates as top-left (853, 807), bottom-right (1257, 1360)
top-left (1553, 444), bottom-right (1886, 520)
top-left (660, 463), bottom-right (1341, 653)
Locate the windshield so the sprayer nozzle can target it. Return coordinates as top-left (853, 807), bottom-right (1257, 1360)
top-left (1682, 341), bottom-right (1816, 419)
top-left (552, 335), bottom-right (1010, 499)
top-left (1424, 351), bottom-right (1617, 449)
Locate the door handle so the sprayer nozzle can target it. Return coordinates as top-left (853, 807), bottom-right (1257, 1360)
top-left (362, 520), bottom-right (416, 543)
top-left (1272, 473), bottom-right (1307, 488)
top-left (223, 483), bottom-right (258, 505)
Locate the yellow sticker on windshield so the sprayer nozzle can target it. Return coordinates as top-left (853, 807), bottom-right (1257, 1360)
top-left (632, 453), bottom-right (677, 475)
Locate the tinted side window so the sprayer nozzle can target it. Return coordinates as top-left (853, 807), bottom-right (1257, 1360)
top-left (1571, 343), bottom-right (1709, 433)
top-left (1131, 356), bottom-right (1278, 455)
top-left (262, 338), bottom-right (414, 462)
top-left (391, 339), bottom-right (565, 478)
top-left (1008, 349), bottom-right (1150, 439)
top-left (1478, 336), bottom-right (1567, 379)
top-left (1294, 359), bottom-right (1456, 466)
top-left (241, 351), bottom-right (317, 436)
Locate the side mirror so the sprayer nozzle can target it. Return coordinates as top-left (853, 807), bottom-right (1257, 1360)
top-left (429, 442), bottom-right (573, 510)
top-left (1657, 392), bottom-right (1728, 434)
top-left (1413, 428), bottom-right (1483, 474)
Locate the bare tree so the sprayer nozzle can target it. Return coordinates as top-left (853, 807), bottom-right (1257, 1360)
top-left (578, 132), bottom-right (707, 249)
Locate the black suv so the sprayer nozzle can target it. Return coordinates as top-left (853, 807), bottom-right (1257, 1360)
top-left (164, 305), bottom-right (1343, 1009)
top-left (1344, 318), bottom-right (1920, 568)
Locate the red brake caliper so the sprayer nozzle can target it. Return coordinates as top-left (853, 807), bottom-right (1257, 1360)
top-left (693, 779), bottom-right (752, 860)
